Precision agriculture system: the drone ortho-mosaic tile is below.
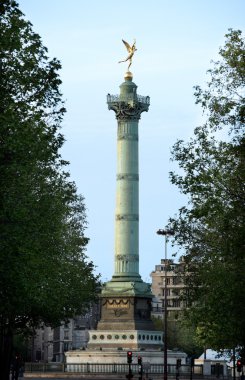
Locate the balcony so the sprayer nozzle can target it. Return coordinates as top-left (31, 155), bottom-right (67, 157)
top-left (107, 94), bottom-right (150, 105)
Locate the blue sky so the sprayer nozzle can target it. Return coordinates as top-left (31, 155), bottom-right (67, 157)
top-left (18, 0), bottom-right (245, 281)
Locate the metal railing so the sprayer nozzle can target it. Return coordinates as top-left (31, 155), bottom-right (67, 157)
top-left (25, 362), bottom-right (203, 376)
top-left (107, 94), bottom-right (150, 105)
top-left (25, 362), bottom-right (65, 372)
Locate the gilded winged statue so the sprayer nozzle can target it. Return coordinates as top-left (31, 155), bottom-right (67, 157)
top-left (118, 39), bottom-right (137, 71)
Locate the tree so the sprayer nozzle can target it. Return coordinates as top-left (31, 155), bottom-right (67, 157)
top-left (168, 29), bottom-right (245, 356)
top-left (152, 316), bottom-right (202, 357)
top-left (0, 1), bottom-right (100, 378)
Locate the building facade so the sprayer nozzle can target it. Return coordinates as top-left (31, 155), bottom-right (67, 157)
top-left (150, 257), bottom-right (186, 320)
top-left (30, 305), bottom-right (99, 362)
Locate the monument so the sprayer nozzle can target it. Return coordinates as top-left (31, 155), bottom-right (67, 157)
top-left (65, 40), bottom-right (186, 367)
top-left (87, 39), bottom-right (162, 351)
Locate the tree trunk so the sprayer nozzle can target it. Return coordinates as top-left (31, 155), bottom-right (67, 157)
top-left (0, 324), bottom-right (14, 380)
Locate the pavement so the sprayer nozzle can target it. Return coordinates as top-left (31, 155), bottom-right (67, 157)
top-left (23, 376), bottom-right (116, 379)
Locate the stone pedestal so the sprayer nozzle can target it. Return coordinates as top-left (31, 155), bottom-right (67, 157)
top-left (87, 282), bottom-right (163, 352)
top-left (66, 348), bottom-right (187, 368)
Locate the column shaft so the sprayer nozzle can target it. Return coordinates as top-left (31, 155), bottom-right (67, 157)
top-left (114, 120), bottom-right (139, 276)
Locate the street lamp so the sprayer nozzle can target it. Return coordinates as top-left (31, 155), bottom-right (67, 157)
top-left (157, 229), bottom-right (174, 380)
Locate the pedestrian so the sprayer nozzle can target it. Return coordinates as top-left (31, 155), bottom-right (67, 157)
top-left (11, 354), bottom-right (21, 380)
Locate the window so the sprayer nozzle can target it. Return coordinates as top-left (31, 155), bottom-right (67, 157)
top-left (64, 342), bottom-right (69, 352)
top-left (172, 299), bottom-right (181, 308)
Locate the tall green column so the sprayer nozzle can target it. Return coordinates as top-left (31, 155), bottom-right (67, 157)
top-left (107, 72), bottom-right (150, 282)
top-left (87, 71), bottom-right (162, 348)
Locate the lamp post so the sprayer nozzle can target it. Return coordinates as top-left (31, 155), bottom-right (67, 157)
top-left (157, 229), bottom-right (174, 380)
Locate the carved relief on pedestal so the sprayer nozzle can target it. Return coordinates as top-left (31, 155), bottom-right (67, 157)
top-left (106, 298), bottom-right (129, 308)
top-left (114, 309), bottom-right (126, 317)
top-left (105, 298), bottom-right (130, 317)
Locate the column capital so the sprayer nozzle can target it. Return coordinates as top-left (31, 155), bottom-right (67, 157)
top-left (107, 98), bottom-right (149, 120)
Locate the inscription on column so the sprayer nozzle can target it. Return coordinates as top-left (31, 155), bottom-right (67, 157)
top-left (115, 214), bottom-right (139, 221)
top-left (116, 254), bottom-right (138, 262)
top-left (117, 173), bottom-right (139, 181)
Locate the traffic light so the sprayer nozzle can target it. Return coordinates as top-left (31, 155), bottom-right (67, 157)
top-left (176, 359), bottom-right (182, 369)
top-left (127, 351), bottom-right (132, 364)
top-left (237, 359), bottom-right (242, 372)
top-left (138, 356), bottom-right (142, 365)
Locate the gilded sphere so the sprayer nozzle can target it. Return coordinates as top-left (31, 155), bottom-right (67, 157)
top-left (124, 71), bottom-right (133, 81)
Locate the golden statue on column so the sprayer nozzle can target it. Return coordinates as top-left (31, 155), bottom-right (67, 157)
top-left (118, 39), bottom-right (137, 71)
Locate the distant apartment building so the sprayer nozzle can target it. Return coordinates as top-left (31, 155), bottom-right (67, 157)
top-left (30, 304), bottom-right (99, 362)
top-left (52, 316), bottom-right (89, 362)
top-left (30, 325), bottom-right (53, 362)
top-left (150, 257), bottom-right (186, 320)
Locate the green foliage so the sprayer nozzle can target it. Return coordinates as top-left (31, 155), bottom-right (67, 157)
top-left (12, 333), bottom-right (31, 362)
top-left (168, 30), bottom-right (245, 354)
top-left (168, 320), bottom-right (203, 357)
top-left (152, 316), bottom-right (202, 357)
top-left (0, 1), bottom-right (100, 377)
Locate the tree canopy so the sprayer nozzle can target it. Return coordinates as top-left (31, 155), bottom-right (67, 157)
top-left (0, 1), bottom-right (100, 378)
top-left (168, 29), bottom-right (245, 356)
top-left (152, 316), bottom-right (202, 357)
